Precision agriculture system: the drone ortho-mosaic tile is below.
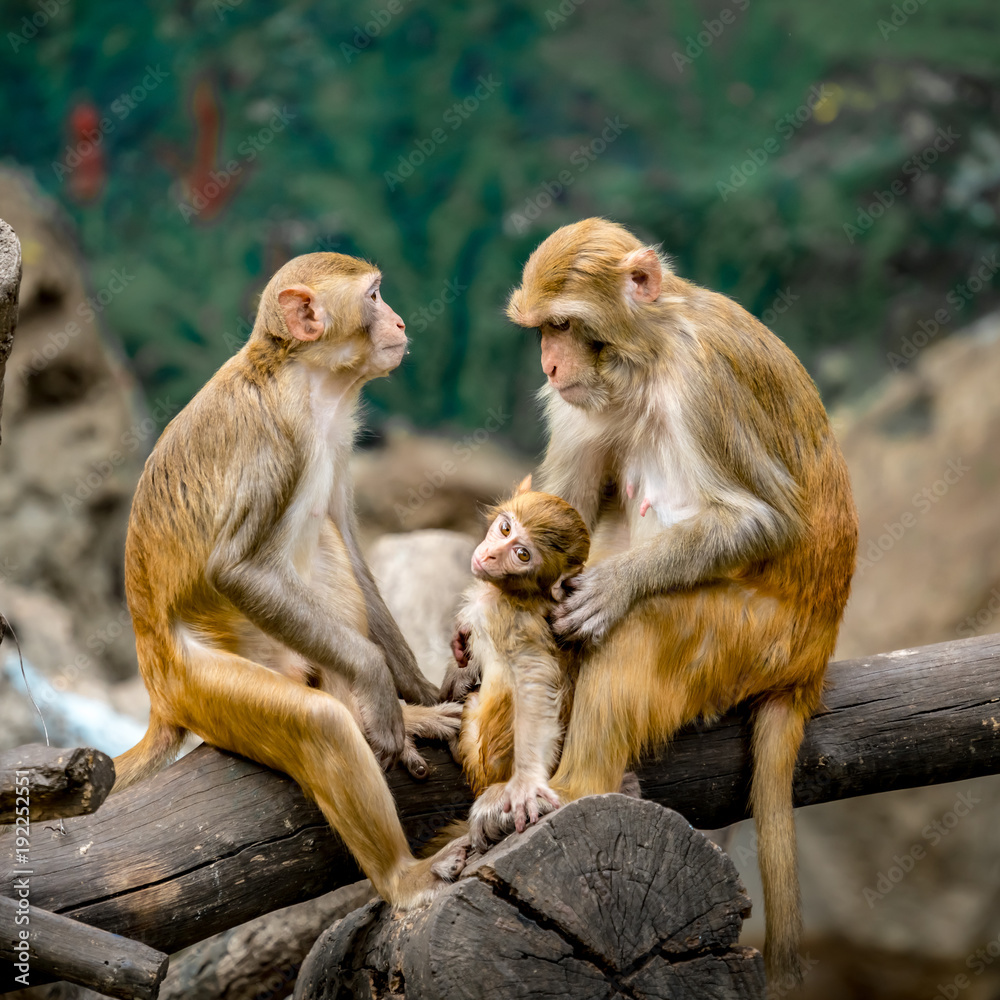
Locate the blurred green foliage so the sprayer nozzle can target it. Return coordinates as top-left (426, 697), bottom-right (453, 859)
top-left (1, 0), bottom-right (998, 452)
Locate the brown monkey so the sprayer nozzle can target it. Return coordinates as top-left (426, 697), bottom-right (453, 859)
top-left (452, 484), bottom-right (589, 850)
top-left (115, 252), bottom-right (469, 908)
top-left (504, 219), bottom-right (858, 984)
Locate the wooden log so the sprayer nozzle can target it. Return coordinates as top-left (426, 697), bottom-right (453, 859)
top-left (159, 881), bottom-right (374, 1000)
top-left (0, 217), bottom-right (20, 444)
top-left (0, 895), bottom-right (168, 999)
top-left (0, 746), bottom-right (116, 823)
top-left (294, 795), bottom-right (765, 1000)
top-left (1, 634), bottom-right (998, 963)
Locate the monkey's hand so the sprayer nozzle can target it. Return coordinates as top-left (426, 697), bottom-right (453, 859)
top-left (550, 564), bottom-right (630, 644)
top-left (439, 625), bottom-right (480, 702)
top-left (467, 777), bottom-right (560, 852)
top-left (356, 664), bottom-right (407, 771)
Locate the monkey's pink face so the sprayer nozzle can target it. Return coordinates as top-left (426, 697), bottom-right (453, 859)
top-left (364, 276), bottom-right (409, 374)
top-left (472, 513), bottom-right (539, 581)
top-left (539, 320), bottom-right (602, 407)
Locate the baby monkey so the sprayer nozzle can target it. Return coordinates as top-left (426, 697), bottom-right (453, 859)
top-left (455, 481), bottom-right (590, 850)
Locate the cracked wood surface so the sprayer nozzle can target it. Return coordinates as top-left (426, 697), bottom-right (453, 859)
top-left (1, 633), bottom-right (997, 964)
top-left (0, 745), bottom-right (115, 823)
top-left (293, 796), bottom-right (765, 1000)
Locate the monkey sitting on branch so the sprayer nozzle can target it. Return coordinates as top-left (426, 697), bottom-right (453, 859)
top-left (450, 482), bottom-right (590, 851)
top-left (443, 218), bottom-right (859, 987)
top-left (115, 252), bottom-right (469, 908)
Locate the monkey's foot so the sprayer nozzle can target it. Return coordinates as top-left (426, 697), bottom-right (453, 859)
top-left (391, 835), bottom-right (471, 909)
top-left (402, 700), bottom-right (463, 740)
top-left (468, 778), bottom-right (560, 852)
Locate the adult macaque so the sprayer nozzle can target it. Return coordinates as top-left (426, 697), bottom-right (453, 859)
top-left (115, 252), bottom-right (468, 908)
top-left (504, 219), bottom-right (858, 984)
top-left (453, 483), bottom-right (589, 850)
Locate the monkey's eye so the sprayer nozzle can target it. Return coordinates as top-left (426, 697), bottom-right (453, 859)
top-left (550, 319), bottom-right (570, 332)
top-left (516, 547), bottom-right (530, 562)
top-left (499, 520), bottom-right (511, 537)
top-left (371, 292), bottom-right (377, 301)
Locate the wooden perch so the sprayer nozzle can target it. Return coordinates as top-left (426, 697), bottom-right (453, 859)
top-left (0, 216), bottom-right (21, 444)
top-left (159, 881), bottom-right (374, 1000)
top-left (0, 895), bottom-right (167, 1000)
top-left (294, 795), bottom-right (764, 1000)
top-left (1, 634), bottom-right (998, 966)
top-left (0, 746), bottom-right (116, 823)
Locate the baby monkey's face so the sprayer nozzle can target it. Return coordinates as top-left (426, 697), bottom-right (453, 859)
top-left (471, 512), bottom-right (540, 583)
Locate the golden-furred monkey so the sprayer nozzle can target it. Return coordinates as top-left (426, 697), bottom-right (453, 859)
top-left (115, 252), bottom-right (468, 908)
top-left (505, 218), bottom-right (858, 985)
top-left (453, 485), bottom-right (590, 851)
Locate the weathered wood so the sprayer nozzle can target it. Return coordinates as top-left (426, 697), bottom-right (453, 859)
top-left (294, 795), bottom-right (764, 1000)
top-left (159, 881), bottom-right (374, 1000)
top-left (0, 895), bottom-right (168, 999)
top-left (0, 217), bottom-right (21, 444)
top-left (0, 746), bottom-right (116, 823)
top-left (1, 634), bottom-right (998, 964)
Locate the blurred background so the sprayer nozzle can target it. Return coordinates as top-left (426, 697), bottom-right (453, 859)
top-left (0, 1), bottom-right (999, 998)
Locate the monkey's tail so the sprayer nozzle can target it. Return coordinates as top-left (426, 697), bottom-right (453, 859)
top-left (750, 696), bottom-right (806, 991)
top-left (112, 713), bottom-right (186, 792)
top-left (419, 819), bottom-right (470, 858)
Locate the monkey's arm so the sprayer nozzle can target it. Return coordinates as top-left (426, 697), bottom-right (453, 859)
top-left (468, 643), bottom-right (564, 848)
top-left (206, 479), bottom-right (405, 766)
top-left (339, 520), bottom-right (439, 706)
top-left (553, 423), bottom-right (804, 643)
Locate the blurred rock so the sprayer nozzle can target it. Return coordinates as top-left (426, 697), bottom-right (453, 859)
top-left (369, 530), bottom-right (476, 687)
top-left (0, 167), bottom-right (146, 682)
top-left (352, 423), bottom-right (530, 544)
top-left (835, 312), bottom-right (1000, 657)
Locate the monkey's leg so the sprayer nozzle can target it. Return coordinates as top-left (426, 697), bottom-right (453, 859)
top-left (170, 646), bottom-right (467, 909)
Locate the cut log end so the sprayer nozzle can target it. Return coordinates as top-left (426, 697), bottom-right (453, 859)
top-left (295, 795), bottom-right (765, 1000)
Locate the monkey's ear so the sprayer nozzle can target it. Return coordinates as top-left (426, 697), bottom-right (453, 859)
top-left (622, 248), bottom-right (662, 304)
top-left (278, 284), bottom-right (328, 342)
top-left (516, 474), bottom-right (533, 495)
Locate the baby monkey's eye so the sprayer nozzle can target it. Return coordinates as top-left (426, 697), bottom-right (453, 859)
top-left (516, 547), bottom-right (530, 562)
top-left (371, 292), bottom-right (377, 301)
top-left (550, 319), bottom-right (570, 332)
top-left (499, 520), bottom-right (511, 536)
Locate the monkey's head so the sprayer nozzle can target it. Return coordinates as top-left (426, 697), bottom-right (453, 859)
top-left (506, 218), bottom-right (671, 409)
top-left (252, 252), bottom-right (408, 378)
top-left (473, 481), bottom-right (590, 600)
